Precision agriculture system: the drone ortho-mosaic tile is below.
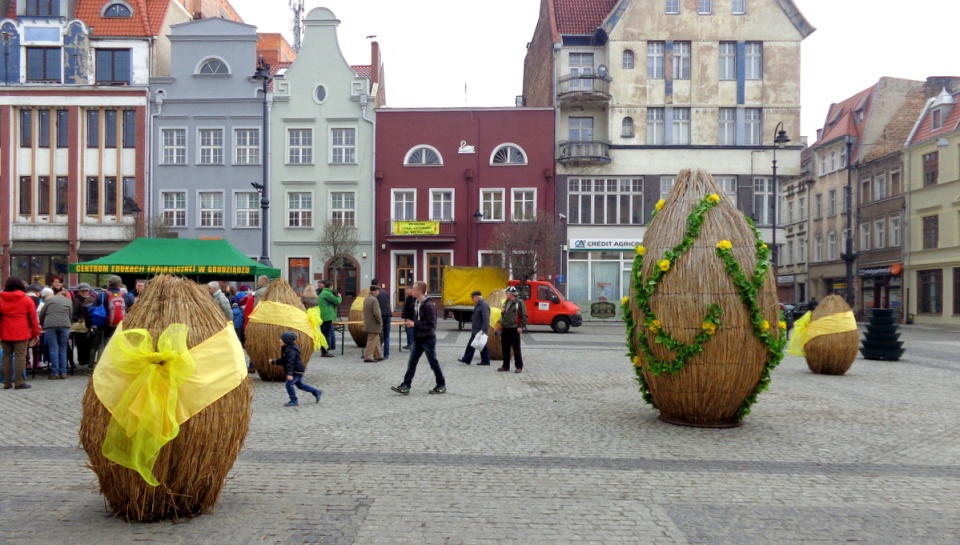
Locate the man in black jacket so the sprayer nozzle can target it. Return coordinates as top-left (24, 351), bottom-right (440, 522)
top-left (458, 290), bottom-right (491, 365)
top-left (400, 286), bottom-right (415, 349)
top-left (391, 281), bottom-right (446, 395)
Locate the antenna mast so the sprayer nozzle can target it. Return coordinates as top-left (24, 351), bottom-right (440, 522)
top-left (289, 0), bottom-right (304, 51)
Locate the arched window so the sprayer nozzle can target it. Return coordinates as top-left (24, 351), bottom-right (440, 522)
top-left (198, 58), bottom-right (229, 75)
top-left (490, 143), bottom-right (527, 165)
top-left (622, 50), bottom-right (634, 69)
top-left (404, 145), bottom-right (442, 166)
top-left (103, 2), bottom-right (132, 17)
top-left (622, 117), bottom-right (634, 137)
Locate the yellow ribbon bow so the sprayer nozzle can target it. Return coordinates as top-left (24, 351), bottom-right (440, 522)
top-left (100, 324), bottom-right (196, 486)
top-left (787, 310), bottom-right (858, 357)
top-left (248, 300), bottom-right (328, 350)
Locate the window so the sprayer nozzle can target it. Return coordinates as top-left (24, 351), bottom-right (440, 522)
top-left (393, 190), bottom-right (415, 220)
top-left (161, 128), bottom-right (187, 164)
top-left (646, 108), bottom-right (664, 145)
top-left (923, 152), bottom-right (938, 186)
top-left (744, 42), bottom-right (762, 80)
top-left (19, 110), bottom-right (31, 148)
top-left (828, 189), bottom-right (837, 216)
top-left (161, 191), bottom-right (186, 227)
top-left (568, 52), bottom-right (594, 90)
top-left (814, 193), bottom-right (822, 219)
top-left (568, 178), bottom-right (643, 225)
top-left (819, 153), bottom-right (826, 176)
top-left (314, 85), bottom-right (327, 103)
top-left (96, 49), bottom-right (131, 83)
top-left (840, 145), bottom-right (847, 168)
top-left (714, 176), bottom-right (738, 206)
top-left (873, 173), bottom-right (886, 201)
top-left (814, 235), bottom-right (822, 262)
top-left (235, 128), bottom-right (260, 164)
top-left (786, 200), bottom-right (793, 224)
top-left (672, 42), bottom-right (691, 80)
top-left (798, 237), bottom-right (807, 263)
top-left (198, 128), bottom-right (224, 164)
top-left (331, 128), bottom-right (356, 164)
top-left (492, 144), bottom-right (527, 165)
top-left (102, 177), bottom-right (118, 215)
top-left (26, 48), bottom-right (60, 82)
top-left (918, 269), bottom-right (942, 314)
top-left (660, 177), bottom-right (675, 201)
top-left (56, 109), bottom-right (68, 148)
top-left (621, 117), bottom-right (634, 138)
top-left (753, 177), bottom-right (772, 224)
top-left (512, 189), bottom-right (535, 221)
top-left (922, 215), bottom-right (939, 249)
top-left (890, 214), bottom-right (901, 246)
top-left (26, 0), bottom-right (60, 16)
top-left (718, 108), bottom-right (735, 145)
top-left (121, 177), bottom-right (136, 215)
top-left (647, 42), bottom-right (664, 79)
top-left (235, 192), bottom-right (260, 227)
top-left (732, 0), bottom-right (745, 14)
top-left (37, 110), bottom-right (50, 148)
top-left (859, 223), bottom-right (870, 251)
top-left (744, 108), bottom-right (762, 146)
top-left (86, 110), bottom-right (98, 148)
top-left (122, 110), bottom-right (136, 148)
top-left (672, 108), bottom-right (690, 145)
top-left (481, 190), bottom-right (504, 221)
top-left (104, 109), bottom-right (117, 148)
top-left (622, 50), bottom-right (634, 69)
top-left (427, 253), bottom-right (450, 296)
top-left (287, 192), bottom-right (313, 227)
top-left (405, 146), bottom-right (442, 166)
top-left (954, 268), bottom-right (960, 315)
top-left (56, 176), bottom-right (68, 215)
top-left (32, 176), bottom-right (48, 215)
top-left (666, 0), bottom-right (679, 13)
top-left (785, 241), bottom-right (793, 265)
top-left (331, 192), bottom-right (356, 226)
top-left (198, 58), bottom-right (228, 75)
top-left (719, 42), bottom-right (736, 80)
top-left (874, 218), bottom-right (886, 249)
top-left (103, 2), bottom-right (132, 17)
top-left (861, 179), bottom-right (871, 204)
top-left (890, 169), bottom-right (901, 196)
top-left (830, 151), bottom-right (836, 172)
top-left (287, 128), bottom-right (312, 164)
top-left (932, 109), bottom-right (943, 130)
top-left (798, 196), bottom-right (806, 222)
top-left (569, 116), bottom-right (593, 141)
top-left (431, 190), bottom-right (453, 220)
top-left (198, 192), bottom-right (224, 227)
top-left (827, 230), bottom-right (837, 260)
top-left (698, 0), bottom-right (711, 14)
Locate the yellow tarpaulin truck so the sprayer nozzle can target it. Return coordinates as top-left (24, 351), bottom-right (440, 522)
top-left (441, 266), bottom-right (582, 333)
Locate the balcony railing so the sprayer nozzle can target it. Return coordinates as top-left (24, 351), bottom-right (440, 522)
top-left (557, 74), bottom-right (612, 104)
top-left (384, 218), bottom-right (457, 239)
top-left (558, 139), bottom-right (611, 165)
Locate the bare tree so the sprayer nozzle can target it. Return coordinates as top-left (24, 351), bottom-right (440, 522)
top-left (488, 214), bottom-right (565, 282)
top-left (316, 219), bottom-right (360, 290)
top-left (123, 214), bottom-right (174, 240)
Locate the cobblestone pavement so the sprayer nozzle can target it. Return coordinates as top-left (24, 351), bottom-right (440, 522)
top-left (1, 321), bottom-right (958, 544)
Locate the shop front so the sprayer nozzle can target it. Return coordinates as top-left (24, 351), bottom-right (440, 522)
top-left (567, 237), bottom-right (643, 321)
top-left (859, 264), bottom-right (903, 319)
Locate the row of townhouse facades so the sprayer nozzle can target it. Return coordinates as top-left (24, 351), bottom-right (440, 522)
top-left (779, 77), bottom-right (960, 325)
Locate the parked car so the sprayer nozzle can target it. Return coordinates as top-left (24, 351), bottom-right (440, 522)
top-left (786, 302), bottom-right (812, 321)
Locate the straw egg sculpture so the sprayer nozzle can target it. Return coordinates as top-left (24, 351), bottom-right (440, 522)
top-left (348, 288), bottom-right (370, 347)
top-left (792, 294), bottom-right (859, 375)
top-left (245, 279), bottom-right (315, 381)
top-left (485, 289), bottom-right (506, 360)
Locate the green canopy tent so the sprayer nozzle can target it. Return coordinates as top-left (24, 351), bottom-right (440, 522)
top-left (69, 238), bottom-right (281, 283)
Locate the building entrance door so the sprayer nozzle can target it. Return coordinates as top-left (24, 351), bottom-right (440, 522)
top-left (395, 254), bottom-right (414, 308)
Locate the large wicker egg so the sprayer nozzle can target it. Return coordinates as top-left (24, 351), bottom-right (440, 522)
top-left (804, 294), bottom-right (858, 375)
top-left (246, 279), bottom-right (314, 381)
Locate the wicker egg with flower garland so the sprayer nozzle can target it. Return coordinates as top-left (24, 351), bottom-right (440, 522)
top-left (623, 169), bottom-right (786, 427)
top-left (79, 275), bottom-right (252, 521)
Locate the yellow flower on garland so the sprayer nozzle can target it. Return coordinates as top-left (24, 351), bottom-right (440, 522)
top-left (635, 245), bottom-right (646, 256)
top-left (779, 320), bottom-right (787, 330)
top-left (761, 320), bottom-right (770, 332)
top-left (648, 319), bottom-right (662, 332)
top-left (657, 259), bottom-right (671, 272)
top-left (717, 240), bottom-right (732, 251)
top-left (702, 322), bottom-right (717, 335)
top-left (760, 243), bottom-right (768, 250)
top-left (706, 193), bottom-right (720, 203)
top-left (655, 199), bottom-right (665, 211)
top-left (622, 296), bottom-right (630, 305)
top-left (632, 355), bottom-right (641, 367)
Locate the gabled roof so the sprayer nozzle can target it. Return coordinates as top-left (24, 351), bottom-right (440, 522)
top-left (813, 85), bottom-right (874, 157)
top-left (73, 0), bottom-right (170, 38)
top-left (554, 0), bottom-right (616, 35)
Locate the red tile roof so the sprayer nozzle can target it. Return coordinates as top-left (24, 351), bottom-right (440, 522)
top-left (73, 0), bottom-right (171, 38)
top-left (351, 65), bottom-right (371, 79)
top-left (813, 85), bottom-right (874, 157)
top-left (553, 0), bottom-right (617, 35)
top-left (910, 90), bottom-right (960, 146)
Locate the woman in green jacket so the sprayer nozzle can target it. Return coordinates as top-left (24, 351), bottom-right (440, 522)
top-left (318, 280), bottom-right (342, 357)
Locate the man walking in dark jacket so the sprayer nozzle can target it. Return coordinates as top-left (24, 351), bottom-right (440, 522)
top-left (458, 290), bottom-right (491, 365)
top-left (391, 281), bottom-right (445, 395)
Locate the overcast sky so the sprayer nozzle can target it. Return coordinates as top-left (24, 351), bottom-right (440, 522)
top-left (228, 0), bottom-right (959, 142)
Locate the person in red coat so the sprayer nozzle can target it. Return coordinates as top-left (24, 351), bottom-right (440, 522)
top-left (0, 277), bottom-right (42, 390)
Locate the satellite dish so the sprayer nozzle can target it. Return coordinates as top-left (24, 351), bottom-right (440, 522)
top-left (597, 64), bottom-right (608, 77)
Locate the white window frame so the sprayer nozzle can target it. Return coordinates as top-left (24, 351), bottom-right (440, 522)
top-left (860, 222), bottom-right (871, 251)
top-left (719, 42), bottom-right (736, 80)
top-left (665, 0), bottom-right (679, 14)
top-left (874, 218), bottom-right (886, 249)
top-left (161, 190), bottom-right (186, 227)
top-left (392, 189), bottom-right (416, 220)
top-left (828, 189), bottom-right (837, 217)
top-left (714, 176), bottom-right (738, 206)
top-left (286, 191), bottom-right (313, 228)
top-left (673, 42), bottom-right (691, 80)
top-left (198, 191), bottom-right (224, 228)
top-left (330, 191), bottom-right (356, 227)
top-left (430, 189), bottom-right (454, 221)
top-left (511, 188), bottom-right (537, 222)
top-left (287, 127), bottom-right (313, 164)
top-left (798, 237), bottom-right (807, 263)
top-left (622, 49), bottom-right (634, 69)
top-left (815, 193), bottom-right (822, 219)
top-left (567, 178), bottom-right (644, 225)
top-left (814, 235), bottom-right (822, 262)
top-left (660, 176), bottom-right (675, 201)
top-left (827, 231), bottom-right (837, 260)
top-left (799, 196), bottom-right (806, 222)
top-left (698, 0), bottom-right (712, 14)
top-left (753, 177), bottom-right (772, 225)
top-left (646, 108), bottom-right (664, 145)
top-left (196, 56), bottom-right (230, 75)
top-left (330, 126), bottom-right (357, 164)
top-left (234, 127), bottom-right (260, 165)
top-left (785, 241), bottom-right (793, 265)
top-left (160, 127), bottom-right (186, 165)
top-left (672, 108), bottom-right (690, 145)
top-left (647, 42), bottom-right (664, 79)
top-left (490, 143), bottom-right (528, 165)
top-left (718, 108), bottom-right (735, 145)
top-left (622, 117), bottom-right (635, 138)
top-left (890, 214), bottom-right (902, 246)
top-left (234, 191), bottom-right (260, 228)
top-left (744, 108), bottom-right (762, 146)
top-left (874, 173), bottom-right (887, 201)
top-left (732, 0), bottom-right (745, 14)
top-left (197, 127), bottom-right (224, 165)
top-left (745, 42), bottom-right (763, 80)
top-left (404, 145), bottom-right (443, 166)
top-left (481, 189), bottom-right (505, 222)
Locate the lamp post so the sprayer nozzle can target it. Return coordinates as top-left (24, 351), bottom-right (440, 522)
top-left (771, 122), bottom-right (790, 269)
top-left (252, 56), bottom-right (273, 267)
top-left (843, 135), bottom-right (857, 308)
top-left (473, 209), bottom-right (484, 266)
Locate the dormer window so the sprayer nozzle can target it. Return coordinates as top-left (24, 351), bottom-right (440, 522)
top-left (197, 58), bottom-right (229, 75)
top-left (102, 2), bottom-right (132, 18)
top-left (930, 88), bottom-right (956, 131)
top-left (932, 109), bottom-right (943, 130)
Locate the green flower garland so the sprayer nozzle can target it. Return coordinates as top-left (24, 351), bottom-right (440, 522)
top-left (622, 195), bottom-right (787, 419)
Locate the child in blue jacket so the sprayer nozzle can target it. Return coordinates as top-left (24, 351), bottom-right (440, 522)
top-left (271, 331), bottom-right (322, 407)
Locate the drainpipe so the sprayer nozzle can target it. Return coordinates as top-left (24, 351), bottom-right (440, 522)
top-left (145, 89), bottom-right (165, 236)
top-left (359, 92), bottom-right (376, 284)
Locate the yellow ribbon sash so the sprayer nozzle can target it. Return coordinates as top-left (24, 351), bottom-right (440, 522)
top-left (489, 306), bottom-right (502, 328)
top-left (93, 324), bottom-right (247, 486)
top-left (247, 301), bottom-right (328, 350)
top-left (787, 310), bottom-right (858, 357)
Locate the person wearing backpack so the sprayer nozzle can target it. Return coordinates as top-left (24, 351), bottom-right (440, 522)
top-left (88, 275), bottom-right (127, 375)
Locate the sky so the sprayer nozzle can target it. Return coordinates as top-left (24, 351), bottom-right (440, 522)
top-left (228, 0), bottom-right (959, 143)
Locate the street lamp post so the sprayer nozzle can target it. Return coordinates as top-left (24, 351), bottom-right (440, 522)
top-left (771, 122), bottom-right (791, 269)
top-left (252, 56), bottom-right (273, 267)
top-left (473, 209), bottom-right (484, 266)
top-left (843, 136), bottom-right (857, 308)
